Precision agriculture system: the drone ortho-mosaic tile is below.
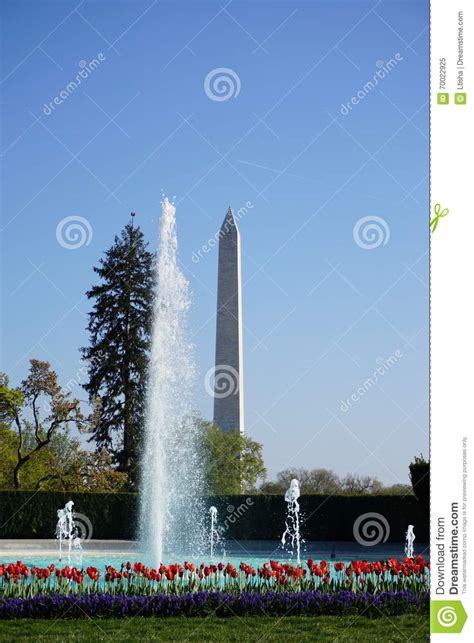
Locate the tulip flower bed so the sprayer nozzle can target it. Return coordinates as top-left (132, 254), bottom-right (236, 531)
top-left (0, 557), bottom-right (429, 618)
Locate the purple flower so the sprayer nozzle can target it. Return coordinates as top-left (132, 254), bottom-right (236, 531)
top-left (0, 591), bottom-right (429, 619)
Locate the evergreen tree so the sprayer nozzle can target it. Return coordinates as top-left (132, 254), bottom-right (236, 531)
top-left (82, 218), bottom-right (154, 485)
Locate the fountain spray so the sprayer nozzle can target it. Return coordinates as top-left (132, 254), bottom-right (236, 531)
top-left (405, 524), bottom-right (415, 558)
top-left (139, 197), bottom-right (205, 564)
top-left (55, 500), bottom-right (83, 565)
top-left (281, 479), bottom-right (303, 564)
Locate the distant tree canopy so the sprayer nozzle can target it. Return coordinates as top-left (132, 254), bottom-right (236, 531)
top-left (200, 421), bottom-right (266, 494)
top-left (258, 467), bottom-right (412, 496)
top-left (81, 221), bottom-right (154, 485)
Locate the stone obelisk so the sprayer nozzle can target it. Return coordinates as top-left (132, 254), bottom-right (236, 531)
top-left (213, 207), bottom-right (244, 435)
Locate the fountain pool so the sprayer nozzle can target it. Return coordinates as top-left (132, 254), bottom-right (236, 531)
top-left (0, 539), bottom-right (430, 572)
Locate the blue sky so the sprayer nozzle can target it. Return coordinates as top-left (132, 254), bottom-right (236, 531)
top-left (1, 0), bottom-right (429, 484)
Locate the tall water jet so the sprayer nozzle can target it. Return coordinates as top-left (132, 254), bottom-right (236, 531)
top-left (139, 197), bottom-right (205, 564)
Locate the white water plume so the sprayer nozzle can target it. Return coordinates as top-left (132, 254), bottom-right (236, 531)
top-left (139, 197), bottom-right (205, 564)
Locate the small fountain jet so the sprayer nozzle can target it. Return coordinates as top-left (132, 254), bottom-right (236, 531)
top-left (281, 479), bottom-right (303, 564)
top-left (209, 506), bottom-right (220, 559)
top-left (55, 500), bottom-right (83, 565)
top-left (405, 524), bottom-right (415, 558)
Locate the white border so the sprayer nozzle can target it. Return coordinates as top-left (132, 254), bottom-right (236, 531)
top-left (431, 0), bottom-right (473, 637)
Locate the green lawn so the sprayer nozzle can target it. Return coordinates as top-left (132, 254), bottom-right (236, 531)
top-left (0, 615), bottom-right (429, 641)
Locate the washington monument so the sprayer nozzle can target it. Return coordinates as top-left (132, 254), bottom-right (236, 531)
top-left (213, 207), bottom-right (244, 435)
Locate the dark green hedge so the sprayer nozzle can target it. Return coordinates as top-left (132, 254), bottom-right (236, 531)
top-left (0, 491), bottom-right (428, 542)
top-left (208, 495), bottom-right (428, 542)
top-left (0, 491), bottom-right (137, 540)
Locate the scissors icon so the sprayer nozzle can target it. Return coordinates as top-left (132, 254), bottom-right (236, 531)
top-left (430, 203), bottom-right (449, 233)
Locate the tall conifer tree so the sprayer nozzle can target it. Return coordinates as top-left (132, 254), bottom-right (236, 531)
top-left (82, 216), bottom-right (154, 485)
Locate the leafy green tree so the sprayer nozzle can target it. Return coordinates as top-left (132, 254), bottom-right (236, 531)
top-left (0, 423), bottom-right (19, 487)
top-left (200, 421), bottom-right (266, 494)
top-left (0, 374), bottom-right (24, 424)
top-left (81, 220), bottom-right (154, 484)
top-left (65, 448), bottom-right (128, 492)
top-left (0, 361), bottom-right (85, 489)
top-left (0, 422), bottom-right (127, 491)
top-left (0, 421), bottom-right (76, 490)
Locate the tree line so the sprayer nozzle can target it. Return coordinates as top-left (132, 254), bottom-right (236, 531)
top-left (259, 468), bottom-right (412, 496)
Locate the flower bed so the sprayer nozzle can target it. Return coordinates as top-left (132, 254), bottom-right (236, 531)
top-left (0, 556), bottom-right (429, 599)
top-left (0, 590), bottom-right (429, 619)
